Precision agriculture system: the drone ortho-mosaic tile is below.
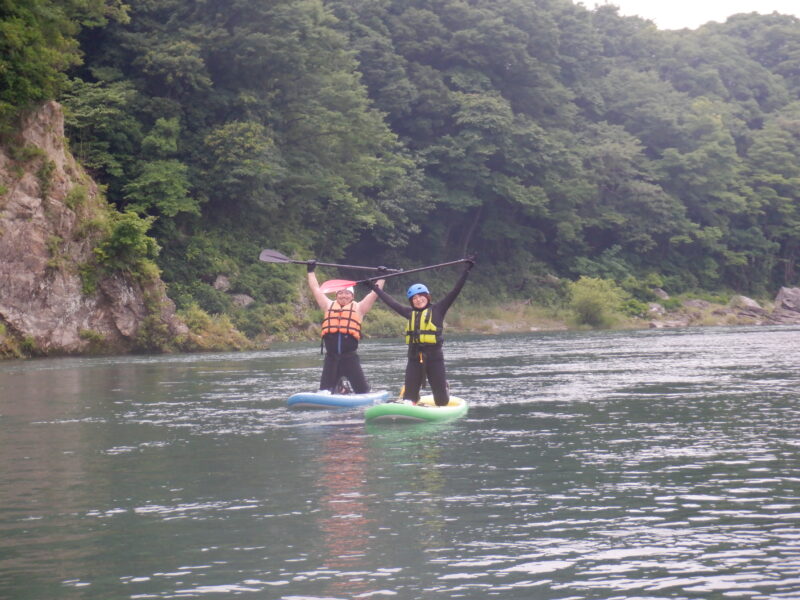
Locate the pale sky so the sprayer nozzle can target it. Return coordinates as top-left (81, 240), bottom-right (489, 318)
top-left (593, 1), bottom-right (800, 30)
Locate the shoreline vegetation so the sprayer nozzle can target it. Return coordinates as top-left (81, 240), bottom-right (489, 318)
top-left (178, 284), bottom-right (796, 353)
top-left (3, 259), bottom-right (797, 359)
top-left (446, 296), bottom-right (774, 335)
top-left (253, 277), bottom-right (800, 349)
top-left (370, 292), bottom-right (789, 340)
top-left (0, 291), bottom-right (790, 360)
top-left (323, 276), bottom-right (800, 343)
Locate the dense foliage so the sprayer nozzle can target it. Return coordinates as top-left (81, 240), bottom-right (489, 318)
top-left (4, 0), bottom-right (800, 338)
top-left (0, 0), bottom-right (128, 129)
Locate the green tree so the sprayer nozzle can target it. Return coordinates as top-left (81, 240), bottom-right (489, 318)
top-left (744, 102), bottom-right (800, 286)
top-left (0, 0), bottom-right (127, 126)
top-left (722, 13), bottom-right (800, 97)
top-left (577, 122), bottom-right (690, 266)
top-left (93, 210), bottom-right (159, 275)
top-left (61, 77), bottom-right (141, 180)
top-left (202, 120), bottom-right (286, 215)
top-left (569, 276), bottom-right (625, 328)
top-left (122, 117), bottom-right (195, 217)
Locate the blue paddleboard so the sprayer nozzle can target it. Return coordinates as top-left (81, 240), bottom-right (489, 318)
top-left (287, 390), bottom-right (390, 409)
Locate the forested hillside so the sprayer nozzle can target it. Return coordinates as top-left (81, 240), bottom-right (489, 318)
top-left (4, 0), bottom-right (800, 342)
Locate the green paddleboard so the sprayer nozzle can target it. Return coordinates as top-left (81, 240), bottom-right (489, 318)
top-left (364, 395), bottom-right (468, 423)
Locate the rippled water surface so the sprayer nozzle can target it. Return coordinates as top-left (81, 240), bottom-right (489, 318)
top-left (1, 326), bottom-right (799, 599)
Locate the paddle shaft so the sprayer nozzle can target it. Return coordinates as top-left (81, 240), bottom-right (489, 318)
top-left (356, 258), bottom-right (469, 285)
top-left (259, 249), bottom-right (401, 273)
top-left (304, 259), bottom-right (385, 272)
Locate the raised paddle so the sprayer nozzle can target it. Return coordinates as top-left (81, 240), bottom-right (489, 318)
top-left (259, 249), bottom-right (402, 273)
top-left (317, 258), bottom-right (471, 292)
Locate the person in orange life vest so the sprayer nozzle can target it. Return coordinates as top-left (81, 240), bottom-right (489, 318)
top-left (307, 260), bottom-right (385, 393)
top-left (366, 256), bottom-right (474, 406)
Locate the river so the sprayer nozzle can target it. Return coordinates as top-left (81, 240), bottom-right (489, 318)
top-left (1, 326), bottom-right (799, 599)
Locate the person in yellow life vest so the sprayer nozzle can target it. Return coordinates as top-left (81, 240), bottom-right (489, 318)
top-left (307, 260), bottom-right (385, 394)
top-left (366, 256), bottom-right (475, 406)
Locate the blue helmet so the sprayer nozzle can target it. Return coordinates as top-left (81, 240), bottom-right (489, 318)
top-left (406, 283), bottom-right (430, 299)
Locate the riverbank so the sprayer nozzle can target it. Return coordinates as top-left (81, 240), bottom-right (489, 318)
top-left (445, 287), bottom-right (800, 335)
top-left (3, 287), bottom-right (799, 359)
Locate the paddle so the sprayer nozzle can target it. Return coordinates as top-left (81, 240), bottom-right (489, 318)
top-left (259, 249), bottom-right (402, 273)
top-left (318, 258), bottom-right (471, 292)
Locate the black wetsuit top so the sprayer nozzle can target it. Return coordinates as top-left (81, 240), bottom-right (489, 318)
top-left (368, 266), bottom-right (471, 344)
top-left (367, 266), bottom-right (471, 405)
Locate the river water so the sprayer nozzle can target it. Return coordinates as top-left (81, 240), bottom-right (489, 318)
top-left (1, 326), bottom-right (799, 600)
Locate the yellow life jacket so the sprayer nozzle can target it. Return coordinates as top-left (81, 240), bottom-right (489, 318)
top-left (321, 301), bottom-right (362, 339)
top-left (405, 308), bottom-right (441, 345)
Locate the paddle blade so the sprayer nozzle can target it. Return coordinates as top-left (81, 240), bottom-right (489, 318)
top-left (319, 279), bottom-right (357, 294)
top-left (259, 249), bottom-right (295, 263)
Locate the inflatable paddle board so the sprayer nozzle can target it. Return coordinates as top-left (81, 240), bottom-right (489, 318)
top-left (364, 395), bottom-right (468, 423)
top-left (287, 390), bottom-right (390, 409)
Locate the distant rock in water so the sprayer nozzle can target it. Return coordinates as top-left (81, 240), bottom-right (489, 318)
top-left (0, 101), bottom-right (188, 357)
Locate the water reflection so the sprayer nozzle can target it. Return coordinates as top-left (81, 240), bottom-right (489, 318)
top-left (315, 426), bottom-right (373, 598)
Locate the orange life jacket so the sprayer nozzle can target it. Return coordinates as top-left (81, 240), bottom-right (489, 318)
top-left (321, 301), bottom-right (362, 339)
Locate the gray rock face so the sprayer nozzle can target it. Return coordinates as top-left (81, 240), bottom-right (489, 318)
top-left (648, 288), bottom-right (800, 329)
top-left (770, 287), bottom-right (800, 324)
top-left (776, 287), bottom-right (800, 311)
top-left (729, 295), bottom-right (763, 312)
top-left (1, 101), bottom-right (187, 354)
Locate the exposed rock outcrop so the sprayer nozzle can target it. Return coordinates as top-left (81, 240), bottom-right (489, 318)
top-left (769, 287), bottom-right (800, 324)
top-left (649, 289), bottom-right (800, 329)
top-left (0, 101), bottom-right (188, 357)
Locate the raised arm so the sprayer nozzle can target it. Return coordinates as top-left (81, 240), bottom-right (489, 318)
top-left (365, 280), bottom-right (412, 318)
top-left (356, 279), bottom-right (385, 316)
top-left (435, 259), bottom-right (474, 315)
top-left (307, 267), bottom-right (332, 311)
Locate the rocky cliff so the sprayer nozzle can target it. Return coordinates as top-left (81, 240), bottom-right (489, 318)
top-left (0, 101), bottom-right (188, 357)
